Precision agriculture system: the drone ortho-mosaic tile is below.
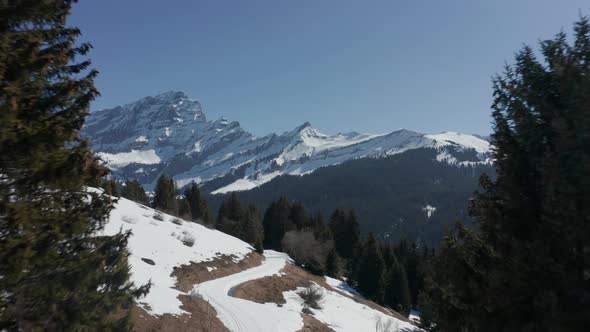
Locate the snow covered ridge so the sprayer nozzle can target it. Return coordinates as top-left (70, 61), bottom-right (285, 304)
top-left (82, 91), bottom-right (492, 192)
top-left (100, 191), bottom-right (419, 331)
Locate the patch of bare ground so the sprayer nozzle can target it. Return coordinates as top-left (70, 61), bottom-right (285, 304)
top-left (129, 251), bottom-right (263, 330)
top-left (232, 262), bottom-right (414, 325)
top-left (297, 314), bottom-right (335, 332)
top-left (231, 263), bottom-right (324, 304)
top-left (131, 295), bottom-right (229, 332)
top-left (173, 252), bottom-right (263, 292)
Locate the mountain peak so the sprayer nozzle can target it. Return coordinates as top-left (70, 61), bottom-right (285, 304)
top-left (294, 121), bottom-right (312, 131)
top-left (153, 91), bottom-right (189, 100)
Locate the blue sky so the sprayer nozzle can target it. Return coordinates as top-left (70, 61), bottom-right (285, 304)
top-left (70, 0), bottom-right (589, 136)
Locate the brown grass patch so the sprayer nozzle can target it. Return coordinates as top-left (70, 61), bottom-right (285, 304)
top-left (173, 252), bottom-right (263, 292)
top-left (232, 262), bottom-right (414, 325)
top-left (129, 251), bottom-right (263, 330)
top-left (297, 314), bottom-right (335, 332)
top-left (130, 295), bottom-right (229, 332)
top-left (231, 263), bottom-right (324, 304)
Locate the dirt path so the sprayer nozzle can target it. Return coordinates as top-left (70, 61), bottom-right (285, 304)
top-left (192, 250), bottom-right (303, 332)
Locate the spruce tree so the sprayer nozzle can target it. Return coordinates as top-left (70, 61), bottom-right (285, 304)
top-left (121, 179), bottom-right (149, 205)
top-left (184, 182), bottom-right (210, 223)
top-left (0, 1), bottom-right (148, 329)
top-left (423, 17), bottom-right (590, 331)
top-left (355, 233), bottom-right (386, 303)
top-left (177, 197), bottom-right (191, 220)
top-left (216, 192), bottom-right (243, 237)
top-left (329, 209), bottom-right (360, 260)
top-left (239, 205), bottom-right (263, 247)
top-left (325, 248), bottom-right (340, 277)
top-left (262, 196), bottom-right (293, 250)
top-left (385, 259), bottom-right (412, 316)
top-left (289, 201), bottom-right (306, 230)
top-left (153, 174), bottom-right (176, 214)
top-left (103, 178), bottom-right (119, 197)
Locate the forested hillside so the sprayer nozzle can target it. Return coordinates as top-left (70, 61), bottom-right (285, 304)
top-left (209, 148), bottom-right (494, 246)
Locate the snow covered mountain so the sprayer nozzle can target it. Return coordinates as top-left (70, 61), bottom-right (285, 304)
top-left (102, 190), bottom-right (419, 331)
top-left (83, 91), bottom-right (492, 193)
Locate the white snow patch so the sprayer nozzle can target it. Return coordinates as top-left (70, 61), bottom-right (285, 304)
top-left (422, 205), bottom-right (437, 219)
top-left (101, 195), bottom-right (253, 316)
top-left (426, 132), bottom-right (490, 154)
top-left (97, 150), bottom-right (161, 169)
top-left (282, 283), bottom-right (418, 332)
top-left (135, 136), bottom-right (148, 143)
top-left (212, 171), bottom-right (283, 194)
top-left (324, 276), bottom-right (359, 297)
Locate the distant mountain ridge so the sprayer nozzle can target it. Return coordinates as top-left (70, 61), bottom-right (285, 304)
top-left (83, 91), bottom-right (492, 192)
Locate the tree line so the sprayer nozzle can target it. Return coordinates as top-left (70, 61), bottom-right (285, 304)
top-left (113, 174), bottom-right (432, 316)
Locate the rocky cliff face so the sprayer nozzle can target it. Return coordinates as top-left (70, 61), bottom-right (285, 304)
top-left (83, 91), bottom-right (492, 192)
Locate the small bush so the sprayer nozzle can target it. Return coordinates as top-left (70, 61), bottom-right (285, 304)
top-left (297, 283), bottom-right (324, 310)
top-left (181, 233), bottom-right (195, 247)
top-left (172, 218), bottom-right (183, 225)
top-left (153, 213), bottom-right (164, 221)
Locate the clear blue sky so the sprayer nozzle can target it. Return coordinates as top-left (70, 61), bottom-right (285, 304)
top-left (70, 0), bottom-right (589, 136)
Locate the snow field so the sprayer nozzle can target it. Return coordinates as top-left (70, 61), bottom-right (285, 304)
top-left (101, 195), bottom-right (253, 315)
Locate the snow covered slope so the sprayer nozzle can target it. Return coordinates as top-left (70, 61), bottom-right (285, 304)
top-left (101, 192), bottom-right (419, 331)
top-left (101, 193), bottom-right (253, 315)
top-left (83, 91), bottom-right (491, 192)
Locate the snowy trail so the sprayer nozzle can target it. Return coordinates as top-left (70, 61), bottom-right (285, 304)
top-left (192, 250), bottom-right (304, 332)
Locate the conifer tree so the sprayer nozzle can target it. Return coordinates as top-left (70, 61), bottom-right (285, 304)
top-left (0, 1), bottom-right (148, 329)
top-left (262, 196), bottom-right (293, 250)
top-left (121, 179), bottom-right (149, 205)
top-left (423, 17), bottom-right (590, 331)
top-left (177, 197), bottom-right (191, 220)
top-left (216, 192), bottom-right (243, 237)
top-left (325, 248), bottom-right (340, 277)
top-left (103, 178), bottom-right (119, 197)
top-left (355, 233), bottom-right (386, 303)
top-left (289, 201), bottom-right (307, 230)
top-left (329, 209), bottom-right (360, 260)
top-left (385, 259), bottom-right (412, 316)
top-left (153, 174), bottom-right (176, 214)
top-left (239, 205), bottom-right (264, 247)
top-left (184, 182), bottom-right (210, 223)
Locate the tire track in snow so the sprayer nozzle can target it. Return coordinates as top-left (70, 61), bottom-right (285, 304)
top-left (192, 250), bottom-right (303, 332)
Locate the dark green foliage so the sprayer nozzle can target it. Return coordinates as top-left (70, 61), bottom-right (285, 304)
top-left (153, 174), bottom-right (177, 214)
top-left (215, 195), bottom-right (264, 247)
top-left (262, 196), bottom-right (293, 250)
top-left (216, 192), bottom-right (243, 236)
top-left (0, 1), bottom-right (148, 329)
top-left (423, 17), bottom-right (590, 332)
top-left (329, 209), bottom-right (360, 260)
top-left (184, 182), bottom-right (210, 223)
top-left (177, 198), bottom-right (191, 220)
top-left (355, 233), bottom-right (386, 303)
top-left (102, 179), bottom-right (120, 197)
top-left (121, 179), bottom-right (149, 205)
top-left (325, 248), bottom-right (340, 277)
top-left (289, 201), bottom-right (307, 230)
top-left (240, 205), bottom-right (264, 247)
top-left (384, 259), bottom-right (412, 316)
